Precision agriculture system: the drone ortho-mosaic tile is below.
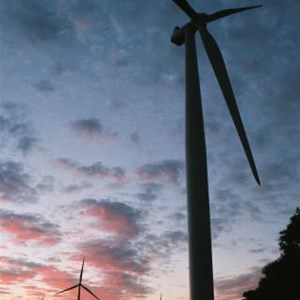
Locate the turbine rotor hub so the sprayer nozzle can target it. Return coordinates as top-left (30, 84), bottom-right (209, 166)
top-left (193, 13), bottom-right (208, 27)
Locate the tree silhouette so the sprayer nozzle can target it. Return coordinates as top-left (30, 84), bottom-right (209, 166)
top-left (243, 207), bottom-right (300, 300)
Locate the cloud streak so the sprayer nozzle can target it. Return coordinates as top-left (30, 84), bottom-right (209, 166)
top-left (0, 161), bottom-right (37, 203)
top-left (80, 199), bottom-right (142, 238)
top-left (0, 257), bottom-right (75, 293)
top-left (57, 158), bottom-right (126, 183)
top-left (137, 160), bottom-right (184, 184)
top-left (215, 268), bottom-right (261, 300)
top-left (0, 210), bottom-right (61, 246)
top-left (1, 0), bottom-right (73, 43)
top-left (134, 182), bottom-right (164, 202)
top-left (0, 102), bottom-right (38, 155)
top-left (61, 181), bottom-right (92, 193)
top-left (69, 118), bottom-right (117, 141)
top-left (78, 238), bottom-right (151, 299)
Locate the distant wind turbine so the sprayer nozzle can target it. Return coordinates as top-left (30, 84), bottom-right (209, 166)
top-left (170, 1), bottom-right (262, 300)
top-left (54, 258), bottom-right (100, 300)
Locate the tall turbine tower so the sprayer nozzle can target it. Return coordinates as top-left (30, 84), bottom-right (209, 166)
top-left (170, 1), bottom-right (262, 299)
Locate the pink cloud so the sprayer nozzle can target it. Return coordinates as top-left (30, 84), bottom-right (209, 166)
top-left (0, 210), bottom-right (61, 246)
top-left (215, 268), bottom-right (261, 300)
top-left (56, 159), bottom-right (126, 184)
top-left (81, 199), bottom-right (142, 238)
top-left (0, 253), bottom-right (151, 300)
top-left (75, 241), bottom-right (151, 300)
top-left (38, 266), bottom-right (75, 290)
top-left (0, 256), bottom-right (75, 297)
top-left (0, 268), bottom-right (34, 285)
top-left (88, 271), bottom-right (150, 300)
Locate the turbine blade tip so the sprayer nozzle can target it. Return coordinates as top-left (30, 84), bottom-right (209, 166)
top-left (256, 177), bottom-right (261, 186)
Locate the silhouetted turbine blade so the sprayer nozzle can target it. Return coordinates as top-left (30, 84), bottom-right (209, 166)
top-left (198, 27), bottom-right (261, 185)
top-left (79, 258), bottom-right (85, 284)
top-left (207, 5), bottom-right (262, 22)
top-left (54, 284), bottom-right (79, 295)
top-left (82, 284), bottom-right (101, 300)
top-left (172, 0), bottom-right (198, 19)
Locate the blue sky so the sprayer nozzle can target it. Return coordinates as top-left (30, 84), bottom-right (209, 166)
top-left (0, 1), bottom-right (299, 300)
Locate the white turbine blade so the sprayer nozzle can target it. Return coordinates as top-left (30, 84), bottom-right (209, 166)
top-left (54, 284), bottom-right (79, 295)
top-left (81, 284), bottom-right (101, 300)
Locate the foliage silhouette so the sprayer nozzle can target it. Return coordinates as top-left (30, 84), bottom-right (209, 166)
top-left (243, 207), bottom-right (300, 300)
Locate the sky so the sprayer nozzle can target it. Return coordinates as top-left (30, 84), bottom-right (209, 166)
top-left (0, 0), bottom-right (299, 299)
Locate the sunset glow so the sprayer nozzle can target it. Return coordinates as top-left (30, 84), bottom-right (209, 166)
top-left (1, 1), bottom-right (299, 300)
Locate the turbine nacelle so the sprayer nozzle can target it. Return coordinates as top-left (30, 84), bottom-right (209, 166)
top-left (171, 0), bottom-right (262, 46)
top-left (171, 0), bottom-right (262, 185)
top-left (171, 23), bottom-right (193, 46)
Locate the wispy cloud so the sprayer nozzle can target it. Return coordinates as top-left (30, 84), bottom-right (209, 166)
top-left (80, 199), bottom-right (143, 238)
top-left (36, 175), bottom-right (56, 193)
top-left (164, 230), bottom-right (188, 244)
top-left (0, 257), bottom-right (36, 285)
top-left (137, 160), bottom-right (184, 184)
top-left (33, 80), bottom-right (55, 93)
top-left (215, 268), bottom-right (261, 300)
top-left (0, 210), bottom-right (61, 245)
top-left (129, 131), bottom-right (141, 146)
top-left (56, 158), bottom-right (126, 183)
top-left (78, 238), bottom-right (151, 299)
top-left (80, 239), bottom-right (149, 274)
top-left (134, 182), bottom-right (164, 202)
top-left (0, 161), bottom-right (37, 203)
top-left (69, 118), bottom-right (117, 141)
top-left (0, 257), bottom-right (74, 292)
top-left (140, 231), bottom-right (188, 261)
top-left (61, 181), bottom-right (92, 193)
top-left (100, 271), bottom-right (151, 299)
top-left (1, 0), bottom-right (73, 43)
top-left (0, 102), bottom-right (39, 155)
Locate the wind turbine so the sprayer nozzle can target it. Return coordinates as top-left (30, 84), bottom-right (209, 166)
top-left (170, 1), bottom-right (262, 299)
top-left (54, 259), bottom-right (100, 300)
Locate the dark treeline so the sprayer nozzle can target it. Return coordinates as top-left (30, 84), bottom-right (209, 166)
top-left (243, 207), bottom-right (300, 300)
